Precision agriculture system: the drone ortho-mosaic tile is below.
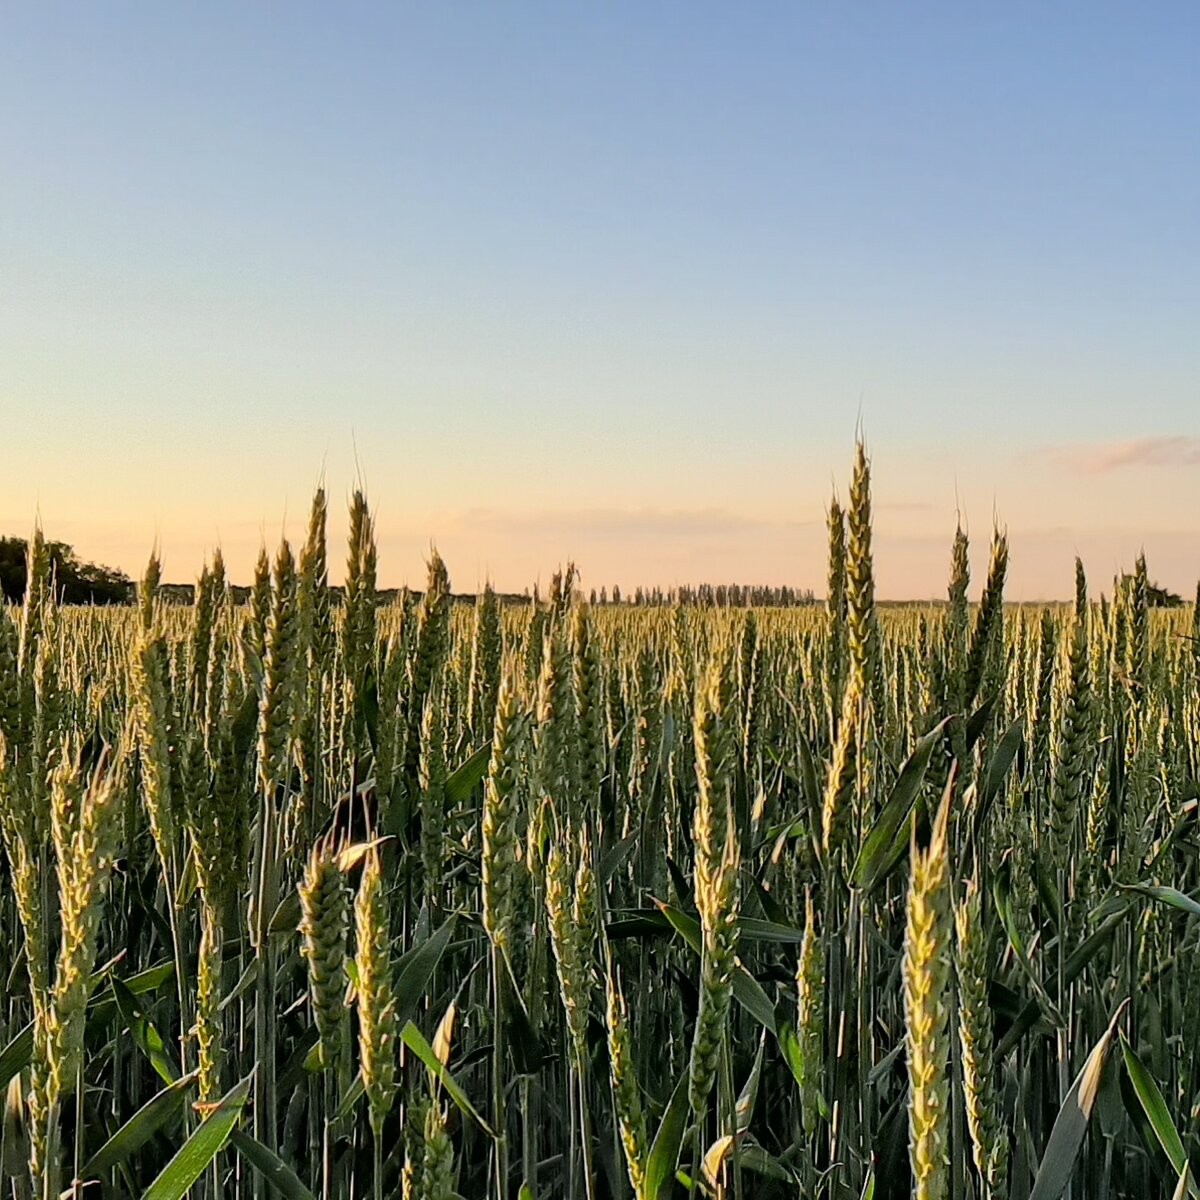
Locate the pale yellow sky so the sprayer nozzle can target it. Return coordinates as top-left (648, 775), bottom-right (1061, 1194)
top-left (4, 436), bottom-right (1197, 601)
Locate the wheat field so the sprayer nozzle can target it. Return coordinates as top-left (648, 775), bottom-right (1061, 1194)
top-left (0, 443), bottom-right (1197, 1200)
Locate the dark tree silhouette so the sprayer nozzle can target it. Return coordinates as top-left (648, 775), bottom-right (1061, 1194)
top-left (0, 537), bottom-right (133, 604)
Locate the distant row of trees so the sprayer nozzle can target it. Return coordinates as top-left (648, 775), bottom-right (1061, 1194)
top-left (0, 533), bottom-right (1190, 609)
top-left (518, 564), bottom-right (819, 608)
top-left (581, 583), bottom-right (817, 607)
top-left (0, 537), bottom-right (132, 604)
top-left (520, 566), bottom-right (817, 608)
top-left (1143, 582), bottom-right (1186, 608)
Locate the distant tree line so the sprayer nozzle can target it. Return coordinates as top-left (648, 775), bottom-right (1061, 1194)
top-left (0, 537), bottom-right (132, 604)
top-left (1107, 570), bottom-right (1184, 609)
top-left (1146, 582), bottom-right (1185, 608)
top-left (585, 582), bottom-right (817, 607)
top-left (157, 582), bottom-right (495, 607)
top-left (2, 533), bottom-right (1184, 611)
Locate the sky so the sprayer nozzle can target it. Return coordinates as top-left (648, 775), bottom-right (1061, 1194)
top-left (1, 3), bottom-right (1197, 600)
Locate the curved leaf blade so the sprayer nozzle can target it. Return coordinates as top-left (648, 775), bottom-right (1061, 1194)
top-left (140, 1073), bottom-right (252, 1200)
top-left (83, 1071), bottom-right (198, 1177)
top-left (231, 1130), bottom-right (318, 1200)
top-left (398, 1021), bottom-right (494, 1138)
top-left (393, 914), bottom-right (457, 1030)
top-left (851, 718), bottom-right (949, 892)
top-left (1028, 1003), bottom-right (1125, 1200)
top-left (0, 961), bottom-right (175, 1094)
top-left (974, 717), bottom-right (1024, 835)
top-left (644, 1068), bottom-right (690, 1200)
top-left (654, 901), bottom-right (776, 1031)
top-left (1120, 1033), bottom-right (1200, 1197)
top-left (1116, 883), bottom-right (1200, 919)
top-left (445, 742), bottom-right (492, 807)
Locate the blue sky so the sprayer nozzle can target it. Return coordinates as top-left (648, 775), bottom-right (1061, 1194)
top-left (1, 3), bottom-right (1197, 597)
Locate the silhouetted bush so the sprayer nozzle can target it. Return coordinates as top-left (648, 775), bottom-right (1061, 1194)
top-left (0, 537), bottom-right (133, 605)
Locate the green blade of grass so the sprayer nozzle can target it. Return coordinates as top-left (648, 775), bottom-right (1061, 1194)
top-left (82, 1071), bottom-right (198, 1177)
top-left (643, 1068), bottom-right (690, 1200)
top-left (1120, 1033), bottom-right (1200, 1197)
top-left (140, 1072), bottom-right (252, 1200)
top-left (230, 1130), bottom-right (319, 1200)
top-left (1028, 1003), bottom-right (1126, 1200)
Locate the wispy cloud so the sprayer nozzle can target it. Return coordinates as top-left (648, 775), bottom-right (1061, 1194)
top-left (1050, 435), bottom-right (1200, 474)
